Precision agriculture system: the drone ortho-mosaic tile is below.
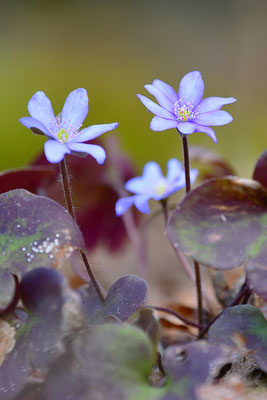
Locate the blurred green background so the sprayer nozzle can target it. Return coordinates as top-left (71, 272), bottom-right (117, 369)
top-left (1, 0), bottom-right (267, 177)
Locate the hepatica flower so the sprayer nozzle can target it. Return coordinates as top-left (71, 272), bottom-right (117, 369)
top-left (20, 89), bottom-right (118, 163)
top-left (115, 159), bottom-right (198, 215)
top-left (137, 71), bottom-right (236, 143)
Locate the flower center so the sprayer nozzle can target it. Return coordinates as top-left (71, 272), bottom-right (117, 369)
top-left (57, 128), bottom-right (69, 143)
top-left (155, 181), bottom-right (167, 196)
top-left (174, 99), bottom-right (198, 122)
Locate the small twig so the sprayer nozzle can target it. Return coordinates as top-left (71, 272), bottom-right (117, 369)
top-left (60, 158), bottom-right (105, 305)
top-left (156, 352), bottom-right (166, 376)
top-left (146, 305), bottom-right (201, 329)
top-left (198, 283), bottom-right (250, 339)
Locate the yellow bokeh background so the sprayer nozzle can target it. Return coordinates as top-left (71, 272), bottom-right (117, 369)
top-left (1, 0), bottom-right (267, 177)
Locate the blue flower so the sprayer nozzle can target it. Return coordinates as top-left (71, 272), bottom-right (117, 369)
top-left (137, 71), bottom-right (236, 143)
top-left (20, 89), bottom-right (118, 164)
top-left (115, 159), bottom-right (198, 215)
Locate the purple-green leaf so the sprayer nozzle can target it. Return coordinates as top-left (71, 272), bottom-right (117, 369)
top-left (0, 189), bottom-right (84, 275)
top-left (208, 305), bottom-right (267, 372)
top-left (166, 177), bottom-right (267, 270)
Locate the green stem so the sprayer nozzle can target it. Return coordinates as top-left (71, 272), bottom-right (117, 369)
top-left (181, 134), bottom-right (203, 331)
top-left (60, 158), bottom-right (105, 305)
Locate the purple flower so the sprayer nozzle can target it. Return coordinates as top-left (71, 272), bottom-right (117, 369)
top-left (137, 71), bottom-right (236, 143)
top-left (115, 159), bottom-right (198, 215)
top-left (20, 89), bottom-right (118, 164)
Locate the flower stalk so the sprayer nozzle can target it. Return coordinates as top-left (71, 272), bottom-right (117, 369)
top-left (181, 134), bottom-right (203, 331)
top-left (60, 158), bottom-right (105, 305)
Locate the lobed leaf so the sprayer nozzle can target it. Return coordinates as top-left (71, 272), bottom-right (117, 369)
top-left (79, 274), bottom-right (147, 323)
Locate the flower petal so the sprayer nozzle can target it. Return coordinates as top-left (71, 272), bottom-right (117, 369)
top-left (69, 122), bottom-right (118, 143)
top-left (19, 117), bottom-right (53, 137)
top-left (115, 196), bottom-right (135, 216)
top-left (61, 88), bottom-right (88, 132)
top-left (150, 116), bottom-right (177, 131)
top-left (44, 140), bottom-right (71, 163)
top-left (133, 195), bottom-right (150, 214)
top-left (67, 143), bottom-right (106, 164)
top-left (144, 84), bottom-right (174, 112)
top-left (195, 125), bottom-right (217, 143)
top-left (177, 122), bottom-right (196, 134)
top-left (193, 110), bottom-right (233, 126)
top-left (142, 161), bottom-right (163, 182)
top-left (178, 71), bottom-right (204, 108)
top-left (197, 97), bottom-right (237, 113)
top-left (27, 91), bottom-right (58, 134)
top-left (196, 125), bottom-right (217, 143)
top-left (190, 168), bottom-right (199, 184)
top-left (125, 162), bottom-right (163, 195)
top-left (137, 95), bottom-right (175, 119)
top-left (166, 159), bottom-right (184, 183)
top-left (152, 79), bottom-right (178, 103)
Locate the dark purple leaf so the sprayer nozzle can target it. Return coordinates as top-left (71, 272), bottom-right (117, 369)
top-left (78, 275), bottom-right (147, 323)
top-left (209, 305), bottom-right (267, 372)
top-left (0, 189), bottom-right (84, 275)
top-left (246, 251), bottom-right (267, 301)
top-left (166, 177), bottom-right (267, 270)
top-left (253, 149), bottom-right (267, 190)
top-left (0, 167), bottom-right (54, 195)
top-left (19, 268), bottom-right (82, 369)
top-left (189, 145), bottom-right (236, 182)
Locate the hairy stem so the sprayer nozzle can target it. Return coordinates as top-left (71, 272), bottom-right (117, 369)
top-left (181, 134), bottom-right (203, 331)
top-left (60, 159), bottom-right (105, 305)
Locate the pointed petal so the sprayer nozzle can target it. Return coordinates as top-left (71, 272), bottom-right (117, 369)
top-left (19, 117), bottom-right (53, 137)
top-left (177, 122), bottom-right (196, 134)
top-left (152, 79), bottom-right (178, 103)
top-left (166, 159), bottom-right (184, 183)
top-left (44, 140), bottom-right (71, 163)
top-left (69, 122), bottom-right (118, 143)
top-left (115, 196), bottom-right (135, 216)
top-left (125, 177), bottom-right (148, 194)
top-left (27, 91), bottom-right (58, 134)
top-left (137, 95), bottom-right (175, 119)
top-left (67, 143), bottom-right (106, 164)
top-left (150, 116), bottom-right (177, 131)
top-left (195, 125), bottom-right (217, 143)
top-left (144, 84), bottom-right (174, 112)
top-left (197, 97), bottom-right (237, 113)
top-left (193, 110), bottom-right (233, 126)
top-left (178, 71), bottom-right (204, 107)
top-left (61, 88), bottom-right (88, 132)
top-left (133, 195), bottom-right (150, 214)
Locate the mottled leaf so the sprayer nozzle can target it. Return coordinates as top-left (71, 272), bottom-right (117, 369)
top-left (79, 274), bottom-right (147, 323)
top-left (209, 305), bottom-right (267, 372)
top-left (0, 189), bottom-right (84, 275)
top-left (253, 149), bottom-right (267, 190)
top-left (166, 177), bottom-right (267, 270)
top-left (43, 323), bottom-right (159, 400)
